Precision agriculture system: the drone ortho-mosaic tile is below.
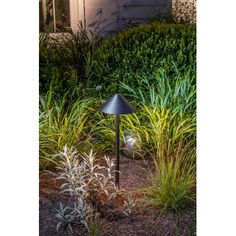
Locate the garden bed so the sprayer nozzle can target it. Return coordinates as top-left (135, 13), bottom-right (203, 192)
top-left (40, 156), bottom-right (196, 235)
top-left (39, 21), bottom-right (196, 235)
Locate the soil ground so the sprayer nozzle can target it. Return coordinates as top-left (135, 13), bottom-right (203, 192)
top-left (39, 156), bottom-right (196, 236)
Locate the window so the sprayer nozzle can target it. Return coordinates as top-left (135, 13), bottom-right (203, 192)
top-left (39, 0), bottom-right (71, 32)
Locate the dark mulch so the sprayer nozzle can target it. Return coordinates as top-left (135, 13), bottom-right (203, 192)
top-left (39, 156), bottom-right (196, 236)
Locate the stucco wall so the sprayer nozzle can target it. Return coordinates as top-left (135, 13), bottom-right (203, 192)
top-left (40, 0), bottom-right (173, 34)
top-left (83, 0), bottom-right (171, 36)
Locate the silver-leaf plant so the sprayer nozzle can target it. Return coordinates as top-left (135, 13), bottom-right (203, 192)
top-left (54, 145), bottom-right (136, 235)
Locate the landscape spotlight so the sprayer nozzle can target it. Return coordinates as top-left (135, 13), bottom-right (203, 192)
top-left (100, 94), bottom-right (135, 188)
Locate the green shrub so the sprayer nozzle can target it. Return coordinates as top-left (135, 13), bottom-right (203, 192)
top-left (89, 22), bottom-right (196, 97)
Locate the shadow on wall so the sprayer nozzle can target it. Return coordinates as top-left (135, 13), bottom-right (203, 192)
top-left (85, 0), bottom-right (171, 36)
top-left (86, 0), bottom-right (119, 36)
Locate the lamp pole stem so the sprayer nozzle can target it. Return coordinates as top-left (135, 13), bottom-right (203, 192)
top-left (115, 114), bottom-right (120, 188)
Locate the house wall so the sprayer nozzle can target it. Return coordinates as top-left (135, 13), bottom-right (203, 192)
top-left (75, 0), bottom-right (171, 36)
top-left (40, 0), bottom-right (172, 34)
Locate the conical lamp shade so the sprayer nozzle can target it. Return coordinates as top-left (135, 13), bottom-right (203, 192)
top-left (100, 94), bottom-right (135, 114)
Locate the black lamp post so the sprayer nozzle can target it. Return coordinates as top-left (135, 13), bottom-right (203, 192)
top-left (100, 94), bottom-right (135, 188)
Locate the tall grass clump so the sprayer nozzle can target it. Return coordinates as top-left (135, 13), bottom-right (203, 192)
top-left (141, 142), bottom-right (196, 214)
top-left (126, 106), bottom-right (195, 157)
top-left (121, 68), bottom-right (196, 113)
top-left (39, 88), bottom-right (100, 168)
top-left (39, 24), bottom-right (101, 97)
top-left (92, 68), bottom-right (196, 158)
top-left (91, 101), bottom-right (195, 159)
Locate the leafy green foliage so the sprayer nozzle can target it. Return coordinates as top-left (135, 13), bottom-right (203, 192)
top-left (39, 24), bottom-right (101, 97)
top-left (89, 22), bottom-right (196, 97)
top-left (92, 102), bottom-right (195, 159)
top-left (39, 21), bottom-right (196, 216)
top-left (91, 72), bottom-right (196, 158)
top-left (39, 89), bottom-right (100, 168)
top-left (86, 22), bottom-right (196, 215)
top-left (120, 68), bottom-right (196, 114)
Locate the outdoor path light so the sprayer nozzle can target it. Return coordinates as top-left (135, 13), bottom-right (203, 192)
top-left (100, 94), bottom-right (135, 188)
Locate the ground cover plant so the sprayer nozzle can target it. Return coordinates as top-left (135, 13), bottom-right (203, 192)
top-left (39, 20), bottom-right (196, 235)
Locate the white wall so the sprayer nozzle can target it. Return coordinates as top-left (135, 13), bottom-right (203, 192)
top-left (77, 0), bottom-right (171, 36)
top-left (40, 0), bottom-right (172, 34)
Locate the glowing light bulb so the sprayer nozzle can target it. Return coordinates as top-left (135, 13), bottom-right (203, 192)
top-left (124, 133), bottom-right (137, 152)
